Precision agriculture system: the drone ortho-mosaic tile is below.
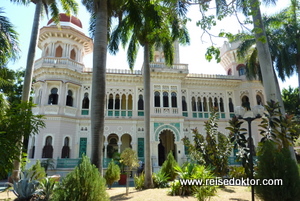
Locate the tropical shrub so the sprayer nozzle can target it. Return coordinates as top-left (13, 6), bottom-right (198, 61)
top-left (53, 155), bottom-right (109, 201)
top-left (38, 177), bottom-right (58, 201)
top-left (160, 151), bottom-right (178, 181)
top-left (10, 170), bottom-right (40, 201)
top-left (152, 170), bottom-right (169, 188)
top-left (255, 140), bottom-right (300, 201)
top-left (169, 163), bottom-right (217, 200)
top-left (104, 159), bottom-right (120, 189)
top-left (183, 110), bottom-right (232, 177)
top-left (27, 160), bottom-right (46, 181)
top-left (228, 166), bottom-right (247, 179)
top-left (134, 173), bottom-right (145, 190)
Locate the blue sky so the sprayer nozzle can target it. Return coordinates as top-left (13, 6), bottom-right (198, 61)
top-left (3, 0), bottom-right (298, 90)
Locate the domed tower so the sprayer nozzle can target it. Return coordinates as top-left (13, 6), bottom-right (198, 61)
top-left (219, 41), bottom-right (246, 78)
top-left (35, 13), bottom-right (93, 72)
top-left (28, 14), bottom-right (93, 166)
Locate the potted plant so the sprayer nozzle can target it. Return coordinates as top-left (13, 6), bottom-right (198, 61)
top-left (112, 152), bottom-right (127, 185)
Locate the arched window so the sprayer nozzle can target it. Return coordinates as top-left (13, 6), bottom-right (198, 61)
top-left (209, 97), bottom-right (213, 110)
top-left (82, 93), bottom-right (89, 109)
top-left (229, 98), bottom-right (234, 112)
top-left (55, 45), bottom-right (63, 57)
top-left (237, 64), bottom-right (246, 76)
top-left (182, 96), bottom-right (187, 111)
top-left (227, 69), bottom-right (232, 75)
top-left (214, 97), bottom-right (219, 110)
top-left (108, 94), bottom-right (113, 109)
top-left (29, 137), bottom-right (35, 159)
top-left (138, 95), bottom-right (144, 110)
top-left (66, 90), bottom-right (73, 106)
top-left (171, 92), bottom-right (177, 108)
top-left (242, 95), bottom-right (251, 110)
top-left (61, 137), bottom-right (70, 158)
top-left (163, 92), bottom-right (169, 107)
top-left (45, 47), bottom-right (50, 57)
top-left (203, 97), bottom-right (208, 111)
top-left (191, 97), bottom-right (196, 111)
top-left (48, 88), bottom-right (58, 105)
top-left (256, 95), bottom-right (263, 105)
top-left (197, 97), bottom-right (202, 112)
top-left (220, 98), bottom-right (224, 112)
top-left (121, 94), bottom-right (126, 110)
top-left (115, 94), bottom-right (120, 109)
top-left (42, 136), bottom-right (53, 158)
top-left (128, 94), bottom-right (133, 110)
top-left (70, 49), bottom-right (76, 60)
top-left (154, 91), bottom-right (160, 107)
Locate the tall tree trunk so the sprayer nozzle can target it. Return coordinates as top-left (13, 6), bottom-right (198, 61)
top-left (250, 0), bottom-right (277, 102)
top-left (91, 0), bottom-right (108, 175)
top-left (143, 43), bottom-right (153, 188)
top-left (11, 0), bottom-right (42, 181)
top-left (251, 0), bottom-right (296, 160)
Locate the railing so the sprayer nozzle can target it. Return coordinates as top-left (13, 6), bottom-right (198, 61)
top-left (149, 62), bottom-right (188, 70)
top-left (154, 107), bottom-right (179, 115)
top-left (35, 57), bottom-right (84, 72)
top-left (187, 73), bottom-right (237, 79)
top-left (82, 68), bottom-right (142, 75)
top-left (56, 158), bottom-right (80, 168)
top-left (106, 110), bottom-right (133, 117)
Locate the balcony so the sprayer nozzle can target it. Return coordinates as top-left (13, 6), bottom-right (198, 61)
top-left (154, 107), bottom-right (179, 115)
top-left (34, 57), bottom-right (84, 72)
top-left (148, 62), bottom-right (189, 73)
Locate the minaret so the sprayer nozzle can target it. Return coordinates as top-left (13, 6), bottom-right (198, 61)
top-left (36, 13), bottom-right (93, 72)
top-left (219, 41), bottom-right (242, 77)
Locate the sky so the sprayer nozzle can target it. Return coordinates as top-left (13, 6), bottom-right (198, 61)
top-left (2, 0), bottom-right (298, 90)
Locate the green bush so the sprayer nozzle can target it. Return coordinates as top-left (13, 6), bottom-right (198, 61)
top-left (228, 166), bottom-right (246, 179)
top-left (169, 163), bottom-right (217, 199)
top-left (53, 155), bottom-right (109, 201)
top-left (104, 160), bottom-right (120, 189)
top-left (255, 141), bottom-right (300, 201)
top-left (160, 151), bottom-right (178, 181)
top-left (152, 170), bottom-right (169, 188)
top-left (134, 173), bottom-right (145, 190)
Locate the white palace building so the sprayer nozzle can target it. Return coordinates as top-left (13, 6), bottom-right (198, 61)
top-left (26, 14), bottom-right (265, 175)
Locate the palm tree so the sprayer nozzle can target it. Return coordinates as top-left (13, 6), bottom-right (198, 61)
top-left (82, 0), bottom-right (126, 174)
top-left (231, 0), bottom-right (300, 111)
top-left (108, 0), bottom-right (190, 188)
top-left (10, 0), bottom-right (78, 181)
top-left (0, 7), bottom-right (20, 68)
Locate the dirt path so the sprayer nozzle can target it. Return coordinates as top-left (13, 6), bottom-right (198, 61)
top-left (0, 186), bottom-right (261, 201)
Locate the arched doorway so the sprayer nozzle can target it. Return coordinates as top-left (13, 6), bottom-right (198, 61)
top-left (107, 134), bottom-right (119, 158)
top-left (121, 134), bottom-right (132, 152)
top-left (158, 130), bottom-right (176, 166)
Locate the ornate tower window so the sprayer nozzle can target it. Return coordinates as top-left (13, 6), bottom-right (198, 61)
top-left (48, 88), bottom-right (58, 105)
top-left (171, 92), bottom-right (177, 108)
top-left (66, 90), bottom-right (73, 107)
top-left (154, 91), bottom-right (160, 107)
top-left (55, 45), bottom-right (63, 57)
top-left (70, 49), bottom-right (76, 60)
top-left (42, 136), bottom-right (53, 158)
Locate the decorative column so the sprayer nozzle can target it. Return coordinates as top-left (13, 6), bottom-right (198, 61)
top-left (118, 142), bottom-right (122, 153)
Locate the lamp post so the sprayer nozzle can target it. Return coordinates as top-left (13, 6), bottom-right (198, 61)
top-left (234, 105), bottom-right (264, 201)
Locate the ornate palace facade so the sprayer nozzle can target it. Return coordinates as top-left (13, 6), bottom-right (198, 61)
top-left (27, 14), bottom-right (265, 175)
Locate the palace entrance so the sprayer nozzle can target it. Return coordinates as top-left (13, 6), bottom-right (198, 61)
top-left (158, 130), bottom-right (176, 166)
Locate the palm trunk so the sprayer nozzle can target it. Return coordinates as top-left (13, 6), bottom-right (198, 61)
top-left (250, 0), bottom-right (277, 102)
top-left (11, 0), bottom-right (42, 181)
top-left (251, 0), bottom-right (296, 160)
top-left (143, 43), bottom-right (153, 188)
top-left (91, 1), bottom-right (108, 175)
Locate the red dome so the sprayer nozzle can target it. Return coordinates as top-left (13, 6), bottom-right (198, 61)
top-left (47, 13), bottom-right (82, 28)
